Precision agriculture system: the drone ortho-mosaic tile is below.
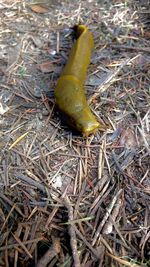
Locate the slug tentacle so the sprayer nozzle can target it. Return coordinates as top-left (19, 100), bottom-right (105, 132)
top-left (55, 25), bottom-right (100, 136)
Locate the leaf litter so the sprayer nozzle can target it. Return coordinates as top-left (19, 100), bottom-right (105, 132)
top-left (0, 0), bottom-right (150, 266)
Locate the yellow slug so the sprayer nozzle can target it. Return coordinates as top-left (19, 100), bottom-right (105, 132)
top-left (55, 25), bottom-right (100, 136)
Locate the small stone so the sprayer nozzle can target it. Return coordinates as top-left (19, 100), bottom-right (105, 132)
top-left (42, 108), bottom-right (49, 116)
top-left (33, 87), bottom-right (42, 98)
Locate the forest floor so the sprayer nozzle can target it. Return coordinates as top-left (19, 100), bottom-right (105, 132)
top-left (0, 0), bottom-right (150, 266)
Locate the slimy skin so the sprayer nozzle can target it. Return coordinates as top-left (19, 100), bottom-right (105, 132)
top-left (55, 25), bottom-right (100, 136)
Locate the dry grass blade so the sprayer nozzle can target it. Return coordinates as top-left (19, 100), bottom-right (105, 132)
top-left (106, 252), bottom-right (144, 267)
top-left (9, 131), bottom-right (29, 150)
top-left (0, 194), bottom-right (25, 217)
top-left (74, 226), bottom-right (98, 259)
top-left (62, 216), bottom-right (94, 225)
top-left (0, 237), bottom-right (44, 251)
top-left (92, 189), bottom-right (123, 246)
top-left (0, 204), bottom-right (16, 233)
top-left (12, 233), bottom-right (32, 259)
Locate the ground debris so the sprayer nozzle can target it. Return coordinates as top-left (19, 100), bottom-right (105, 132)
top-left (0, 0), bottom-right (150, 266)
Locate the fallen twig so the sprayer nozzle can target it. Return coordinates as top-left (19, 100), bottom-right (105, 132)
top-left (63, 196), bottom-right (81, 267)
top-left (37, 238), bottom-right (61, 267)
top-left (109, 43), bottom-right (150, 53)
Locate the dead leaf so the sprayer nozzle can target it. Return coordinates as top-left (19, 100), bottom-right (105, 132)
top-left (37, 61), bottom-right (55, 73)
top-left (144, 31), bottom-right (150, 39)
top-left (119, 128), bottom-right (137, 149)
top-left (30, 4), bottom-right (49, 13)
top-left (133, 54), bottom-right (150, 67)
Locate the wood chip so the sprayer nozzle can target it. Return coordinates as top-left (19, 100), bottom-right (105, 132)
top-left (37, 61), bottom-right (55, 73)
top-left (30, 4), bottom-right (49, 13)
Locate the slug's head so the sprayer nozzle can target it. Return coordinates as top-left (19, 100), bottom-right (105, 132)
top-left (74, 106), bottom-right (100, 137)
top-left (82, 121), bottom-right (100, 137)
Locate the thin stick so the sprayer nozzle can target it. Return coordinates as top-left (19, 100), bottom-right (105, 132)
top-left (0, 237), bottom-right (44, 251)
top-left (110, 43), bottom-right (150, 53)
top-left (64, 196), bottom-right (81, 267)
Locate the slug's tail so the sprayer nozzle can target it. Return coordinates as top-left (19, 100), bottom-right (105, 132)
top-left (61, 25), bottom-right (94, 83)
top-left (73, 25), bottom-right (88, 38)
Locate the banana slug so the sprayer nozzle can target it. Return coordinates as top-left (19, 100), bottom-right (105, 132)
top-left (55, 25), bottom-right (100, 136)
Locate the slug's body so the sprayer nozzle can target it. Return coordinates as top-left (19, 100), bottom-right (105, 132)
top-left (55, 25), bottom-right (100, 136)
